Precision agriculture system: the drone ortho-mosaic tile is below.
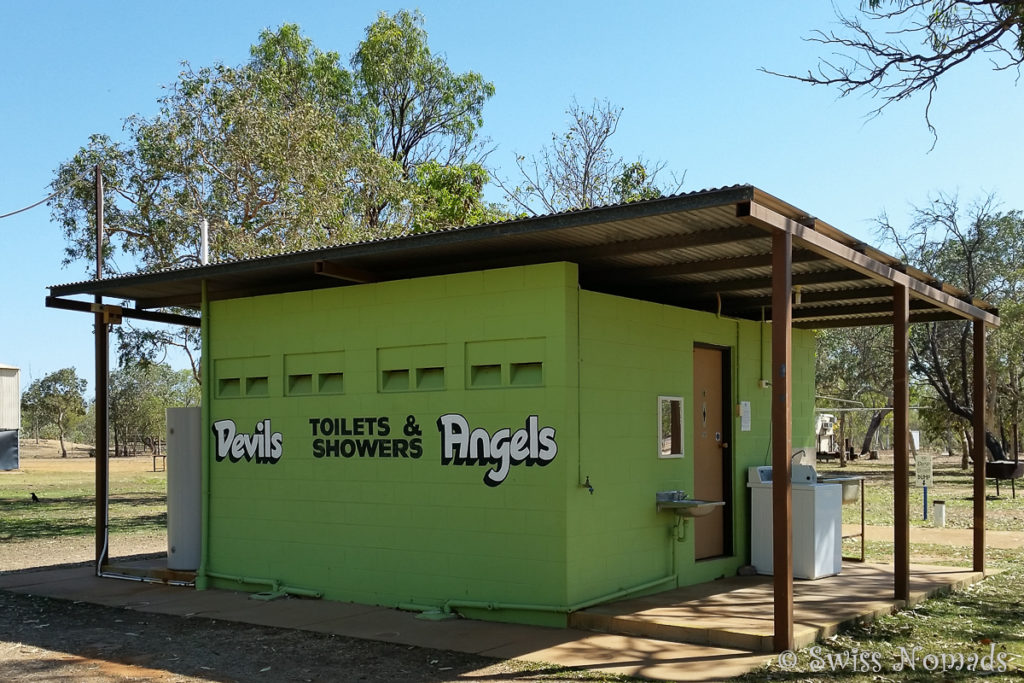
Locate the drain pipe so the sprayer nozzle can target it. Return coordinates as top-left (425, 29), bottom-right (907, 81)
top-left (196, 280), bottom-right (211, 590)
top-left (98, 570), bottom-right (194, 587)
top-left (204, 571), bottom-right (322, 599)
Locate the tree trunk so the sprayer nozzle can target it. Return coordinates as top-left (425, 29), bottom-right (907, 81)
top-left (962, 430), bottom-right (972, 470)
top-left (59, 431), bottom-right (67, 458)
top-left (961, 430), bottom-right (1007, 463)
top-left (860, 408), bottom-right (892, 454)
top-left (985, 430), bottom-right (1004, 462)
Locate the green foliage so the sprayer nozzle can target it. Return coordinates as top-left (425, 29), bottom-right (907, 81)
top-left (20, 368), bottom-right (88, 456)
top-left (50, 14), bottom-right (499, 268)
top-left (816, 326), bottom-right (892, 404)
top-left (49, 14), bottom-right (501, 371)
top-left (816, 326), bottom-right (895, 453)
top-left (109, 362), bottom-right (199, 454)
top-left (353, 10), bottom-right (494, 170)
top-left (409, 161), bottom-right (504, 232)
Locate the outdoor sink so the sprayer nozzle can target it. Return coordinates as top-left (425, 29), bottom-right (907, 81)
top-left (656, 499), bottom-right (726, 517)
top-left (817, 476), bottom-right (864, 505)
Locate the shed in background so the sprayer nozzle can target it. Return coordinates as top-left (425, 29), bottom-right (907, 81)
top-left (0, 364), bottom-right (20, 470)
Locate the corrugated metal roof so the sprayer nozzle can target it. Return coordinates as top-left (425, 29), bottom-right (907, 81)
top-left (48, 185), bottom-right (999, 329)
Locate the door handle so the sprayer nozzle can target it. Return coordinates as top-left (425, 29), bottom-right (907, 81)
top-left (718, 442), bottom-right (729, 449)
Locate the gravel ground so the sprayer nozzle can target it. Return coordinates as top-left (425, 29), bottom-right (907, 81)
top-left (0, 539), bottom-right (628, 683)
top-left (0, 585), bottom-right (558, 683)
top-left (0, 533), bottom-right (167, 572)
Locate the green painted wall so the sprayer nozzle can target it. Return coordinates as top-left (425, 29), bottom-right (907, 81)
top-left (205, 262), bottom-right (579, 626)
top-left (567, 291), bottom-right (817, 601)
top-left (202, 261), bottom-right (817, 626)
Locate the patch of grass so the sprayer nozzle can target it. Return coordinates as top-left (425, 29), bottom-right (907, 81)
top-left (737, 561), bottom-right (1024, 682)
top-left (849, 539), bottom-right (1024, 571)
top-left (0, 461), bottom-right (166, 542)
top-left (821, 455), bottom-right (1024, 532)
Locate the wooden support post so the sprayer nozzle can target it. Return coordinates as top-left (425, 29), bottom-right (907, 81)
top-left (973, 320), bottom-right (986, 573)
top-left (893, 284), bottom-right (910, 601)
top-left (94, 164), bottom-right (109, 572)
top-left (771, 231), bottom-right (793, 651)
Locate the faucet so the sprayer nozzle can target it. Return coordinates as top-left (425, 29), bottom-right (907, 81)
top-left (582, 476), bottom-right (594, 494)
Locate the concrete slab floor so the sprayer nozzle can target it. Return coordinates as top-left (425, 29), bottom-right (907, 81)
top-left (0, 560), bottom-right (986, 682)
top-left (570, 561), bottom-right (986, 653)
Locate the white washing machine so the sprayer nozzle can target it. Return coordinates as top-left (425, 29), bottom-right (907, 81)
top-left (748, 465), bottom-right (842, 579)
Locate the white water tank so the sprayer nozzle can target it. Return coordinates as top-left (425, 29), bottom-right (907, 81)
top-left (167, 407), bottom-right (201, 570)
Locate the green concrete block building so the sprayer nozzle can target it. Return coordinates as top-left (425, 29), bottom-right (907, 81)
top-left (49, 185), bottom-right (997, 632)
top-left (203, 259), bottom-right (815, 625)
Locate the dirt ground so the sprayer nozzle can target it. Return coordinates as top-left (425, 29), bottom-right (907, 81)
top-left (0, 588), bottom-right (579, 683)
top-left (1, 446), bottom-right (626, 683)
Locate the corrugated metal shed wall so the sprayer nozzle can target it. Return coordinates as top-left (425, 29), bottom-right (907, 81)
top-left (0, 365), bottom-right (20, 430)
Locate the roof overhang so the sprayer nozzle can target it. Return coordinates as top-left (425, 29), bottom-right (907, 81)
top-left (47, 185), bottom-right (999, 329)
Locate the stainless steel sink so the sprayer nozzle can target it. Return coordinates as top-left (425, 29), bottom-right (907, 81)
top-left (656, 499), bottom-right (726, 517)
top-left (817, 476), bottom-right (864, 505)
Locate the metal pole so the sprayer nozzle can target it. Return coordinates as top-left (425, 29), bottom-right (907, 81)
top-left (200, 218), bottom-right (209, 265)
top-left (94, 164), bottom-right (109, 573)
top-left (893, 283), bottom-right (910, 601)
top-left (771, 230), bottom-right (793, 651)
top-left (973, 321), bottom-right (986, 573)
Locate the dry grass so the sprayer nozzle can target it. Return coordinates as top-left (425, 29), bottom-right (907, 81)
top-left (0, 440), bottom-right (167, 570)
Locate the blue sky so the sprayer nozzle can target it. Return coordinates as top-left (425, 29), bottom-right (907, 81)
top-left (2, 1), bottom-right (1022, 397)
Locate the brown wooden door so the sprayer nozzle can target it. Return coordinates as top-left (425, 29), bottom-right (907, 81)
top-left (693, 346), bottom-right (728, 559)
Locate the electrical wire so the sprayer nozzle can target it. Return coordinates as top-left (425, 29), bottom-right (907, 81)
top-left (1, 170), bottom-right (96, 220)
top-left (0, 187), bottom-right (62, 220)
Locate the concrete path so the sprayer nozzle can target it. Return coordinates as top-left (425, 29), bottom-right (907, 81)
top-left (845, 524), bottom-right (1024, 549)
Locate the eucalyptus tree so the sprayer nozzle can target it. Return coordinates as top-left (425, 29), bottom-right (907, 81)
top-left (109, 362), bottom-right (198, 456)
top-left (49, 13), bottom-right (498, 378)
top-left (21, 368), bottom-right (87, 457)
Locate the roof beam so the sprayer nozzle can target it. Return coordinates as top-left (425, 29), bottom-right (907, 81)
top-left (137, 277), bottom-right (348, 309)
top-left (792, 299), bottom-right (934, 320)
top-left (373, 225), bottom-right (774, 282)
top-left (45, 296), bottom-right (201, 328)
top-left (675, 269), bottom-right (871, 296)
top-left (134, 293), bottom-right (203, 309)
top-left (737, 201), bottom-right (999, 326)
top-left (591, 250), bottom-right (827, 282)
top-left (314, 260), bottom-right (378, 283)
top-left (794, 309), bottom-right (964, 328)
top-left (736, 285), bottom-right (895, 310)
